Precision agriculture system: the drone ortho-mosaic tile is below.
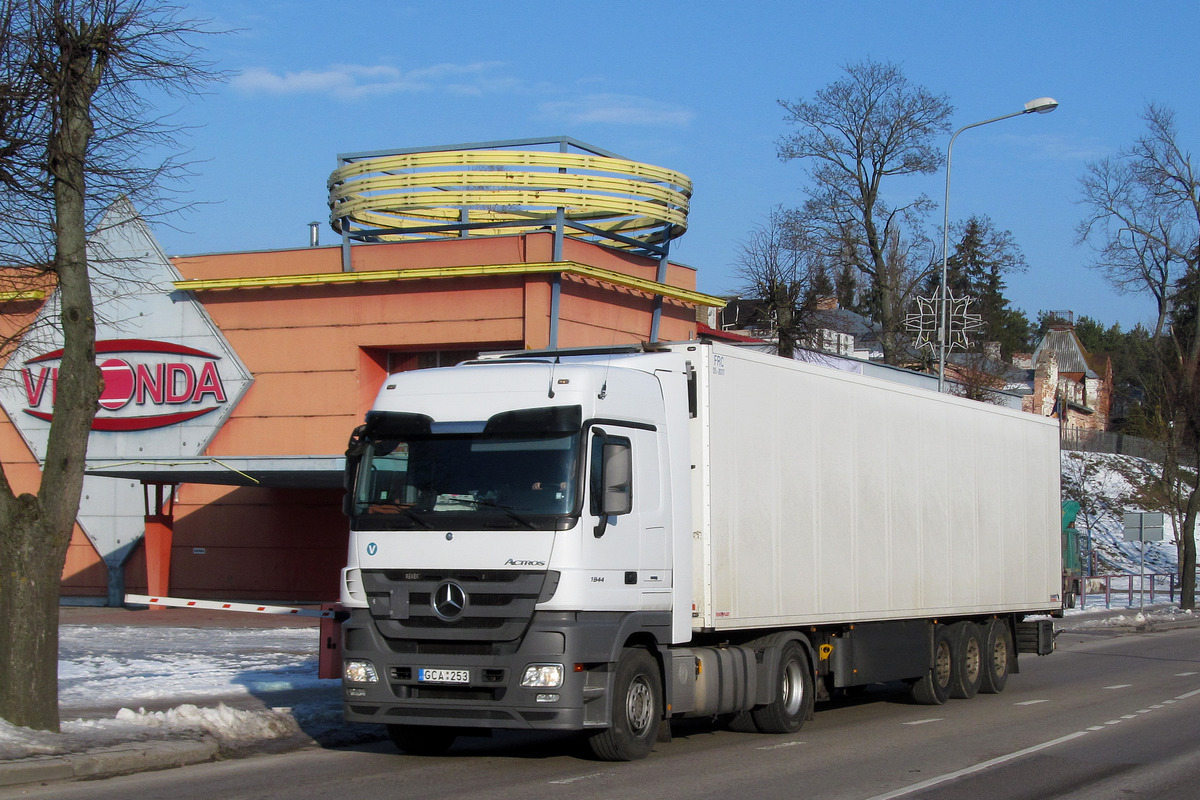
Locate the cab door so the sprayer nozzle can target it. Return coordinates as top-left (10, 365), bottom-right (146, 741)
top-left (583, 425), bottom-right (670, 610)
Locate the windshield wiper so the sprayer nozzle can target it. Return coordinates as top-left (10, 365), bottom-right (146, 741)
top-left (365, 502), bottom-right (433, 530)
top-left (454, 498), bottom-right (538, 530)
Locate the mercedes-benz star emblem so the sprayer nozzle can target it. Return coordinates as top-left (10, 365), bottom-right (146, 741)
top-left (432, 581), bottom-right (467, 621)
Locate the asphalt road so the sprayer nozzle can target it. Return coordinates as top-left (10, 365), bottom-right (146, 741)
top-left (6, 622), bottom-right (1200, 800)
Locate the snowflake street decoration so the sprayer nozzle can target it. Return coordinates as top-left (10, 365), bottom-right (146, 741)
top-left (905, 292), bottom-right (985, 352)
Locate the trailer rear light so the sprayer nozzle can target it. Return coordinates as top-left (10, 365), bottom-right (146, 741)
top-left (344, 659), bottom-right (379, 683)
top-left (520, 664), bottom-right (564, 688)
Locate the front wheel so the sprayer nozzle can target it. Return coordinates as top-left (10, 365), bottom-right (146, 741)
top-left (751, 641), bottom-right (814, 733)
top-left (588, 648), bottom-right (662, 761)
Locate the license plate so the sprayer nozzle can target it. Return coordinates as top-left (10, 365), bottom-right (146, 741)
top-left (418, 668), bottom-right (470, 684)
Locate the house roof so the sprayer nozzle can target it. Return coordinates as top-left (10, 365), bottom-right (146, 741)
top-left (1032, 327), bottom-right (1101, 379)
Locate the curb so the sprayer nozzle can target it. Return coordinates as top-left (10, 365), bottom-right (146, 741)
top-left (0, 738), bottom-right (219, 788)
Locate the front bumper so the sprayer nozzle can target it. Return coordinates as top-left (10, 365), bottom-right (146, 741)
top-left (340, 608), bottom-right (625, 731)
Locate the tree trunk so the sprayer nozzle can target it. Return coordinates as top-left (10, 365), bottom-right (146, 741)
top-left (0, 15), bottom-right (104, 731)
top-left (0, 500), bottom-right (70, 731)
top-left (1182, 458), bottom-right (1200, 611)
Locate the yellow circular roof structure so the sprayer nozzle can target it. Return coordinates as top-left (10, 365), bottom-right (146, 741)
top-left (327, 138), bottom-right (691, 254)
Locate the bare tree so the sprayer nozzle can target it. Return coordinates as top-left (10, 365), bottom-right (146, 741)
top-left (1078, 105), bottom-right (1195, 339)
top-left (1077, 103), bottom-right (1200, 609)
top-left (778, 59), bottom-right (953, 364)
top-left (0, 0), bottom-right (216, 731)
top-left (731, 208), bottom-right (823, 358)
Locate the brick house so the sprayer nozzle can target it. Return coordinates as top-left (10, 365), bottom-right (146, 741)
top-left (1022, 321), bottom-right (1113, 431)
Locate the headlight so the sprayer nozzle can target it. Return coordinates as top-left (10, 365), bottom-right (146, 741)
top-left (344, 659), bottom-right (379, 683)
top-left (520, 663), bottom-right (564, 688)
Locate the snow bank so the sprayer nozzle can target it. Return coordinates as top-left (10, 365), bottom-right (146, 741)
top-left (0, 624), bottom-right (360, 762)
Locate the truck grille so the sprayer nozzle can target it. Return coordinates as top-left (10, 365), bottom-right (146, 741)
top-left (362, 569), bottom-right (551, 647)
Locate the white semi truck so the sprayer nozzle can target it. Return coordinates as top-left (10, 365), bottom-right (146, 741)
top-left (338, 341), bottom-right (1061, 760)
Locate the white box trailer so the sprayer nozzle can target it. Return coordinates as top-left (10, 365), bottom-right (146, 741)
top-left (338, 341), bottom-right (1061, 760)
top-left (694, 343), bottom-right (1061, 629)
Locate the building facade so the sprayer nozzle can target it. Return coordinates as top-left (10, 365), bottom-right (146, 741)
top-left (0, 139), bottom-right (721, 604)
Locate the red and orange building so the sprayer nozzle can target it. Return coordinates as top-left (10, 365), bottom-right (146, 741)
top-left (0, 138), bottom-right (723, 604)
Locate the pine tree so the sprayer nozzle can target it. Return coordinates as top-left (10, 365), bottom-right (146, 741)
top-left (934, 216), bottom-right (1032, 358)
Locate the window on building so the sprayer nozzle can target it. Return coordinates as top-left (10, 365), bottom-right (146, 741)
top-left (387, 349), bottom-right (481, 373)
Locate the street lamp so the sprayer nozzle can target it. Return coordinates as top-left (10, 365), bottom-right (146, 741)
top-left (937, 97), bottom-right (1059, 392)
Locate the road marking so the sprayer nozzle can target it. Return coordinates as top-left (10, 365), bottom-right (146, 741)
top-left (756, 740), bottom-right (805, 750)
top-left (861, 681), bottom-right (1200, 800)
top-left (861, 731), bottom-right (1091, 800)
top-left (1014, 699), bottom-right (1049, 706)
top-left (1104, 684), bottom-right (1132, 690)
top-left (1176, 671), bottom-right (1197, 677)
top-left (902, 718), bottom-right (943, 726)
top-left (549, 772), bottom-right (611, 785)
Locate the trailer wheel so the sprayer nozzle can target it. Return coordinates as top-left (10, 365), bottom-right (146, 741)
top-left (908, 624), bottom-right (953, 705)
top-left (752, 640), bottom-right (813, 734)
top-left (950, 622), bottom-right (983, 699)
top-left (979, 618), bottom-right (1013, 694)
top-left (588, 648), bottom-right (661, 761)
top-left (387, 724), bottom-right (457, 756)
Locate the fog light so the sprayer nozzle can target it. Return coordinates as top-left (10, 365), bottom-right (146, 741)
top-left (520, 663), bottom-right (564, 688)
top-left (344, 659), bottom-right (379, 683)
top-left (346, 687), bottom-right (367, 698)
top-left (536, 693), bottom-right (560, 703)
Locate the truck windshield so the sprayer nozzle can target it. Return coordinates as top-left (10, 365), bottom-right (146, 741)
top-left (351, 432), bottom-right (580, 530)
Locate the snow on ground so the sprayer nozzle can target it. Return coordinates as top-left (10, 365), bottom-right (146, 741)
top-left (0, 625), bottom-right (364, 762)
top-left (1061, 450), bottom-right (1181, 577)
top-left (1, 452), bottom-right (1196, 763)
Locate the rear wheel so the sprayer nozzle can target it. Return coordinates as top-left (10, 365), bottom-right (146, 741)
top-left (950, 622), bottom-right (983, 699)
top-left (387, 724), bottom-right (457, 756)
top-left (980, 618), bottom-right (1014, 694)
top-left (751, 640), bottom-right (813, 733)
top-left (588, 648), bottom-right (662, 761)
top-left (909, 624), bottom-right (953, 705)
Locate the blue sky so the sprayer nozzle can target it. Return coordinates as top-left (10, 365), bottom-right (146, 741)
top-left (145, 0), bottom-right (1200, 332)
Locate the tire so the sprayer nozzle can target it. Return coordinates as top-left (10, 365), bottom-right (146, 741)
top-left (909, 624), bottom-right (953, 705)
top-left (588, 648), bottom-right (662, 761)
top-left (979, 618), bottom-right (1014, 694)
top-left (950, 622), bottom-right (983, 699)
top-left (751, 640), bottom-right (814, 734)
top-left (387, 724), bottom-right (457, 756)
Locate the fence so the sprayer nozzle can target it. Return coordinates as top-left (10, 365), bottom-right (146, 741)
top-left (1060, 428), bottom-right (1174, 463)
top-left (1079, 572), bottom-right (1200, 609)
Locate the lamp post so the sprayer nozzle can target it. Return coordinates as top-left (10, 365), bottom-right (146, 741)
top-left (937, 97), bottom-right (1059, 392)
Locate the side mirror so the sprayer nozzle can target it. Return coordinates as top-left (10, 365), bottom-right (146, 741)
top-left (600, 442), bottom-right (633, 516)
top-left (343, 425), bottom-right (367, 517)
top-left (591, 433), bottom-right (632, 537)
